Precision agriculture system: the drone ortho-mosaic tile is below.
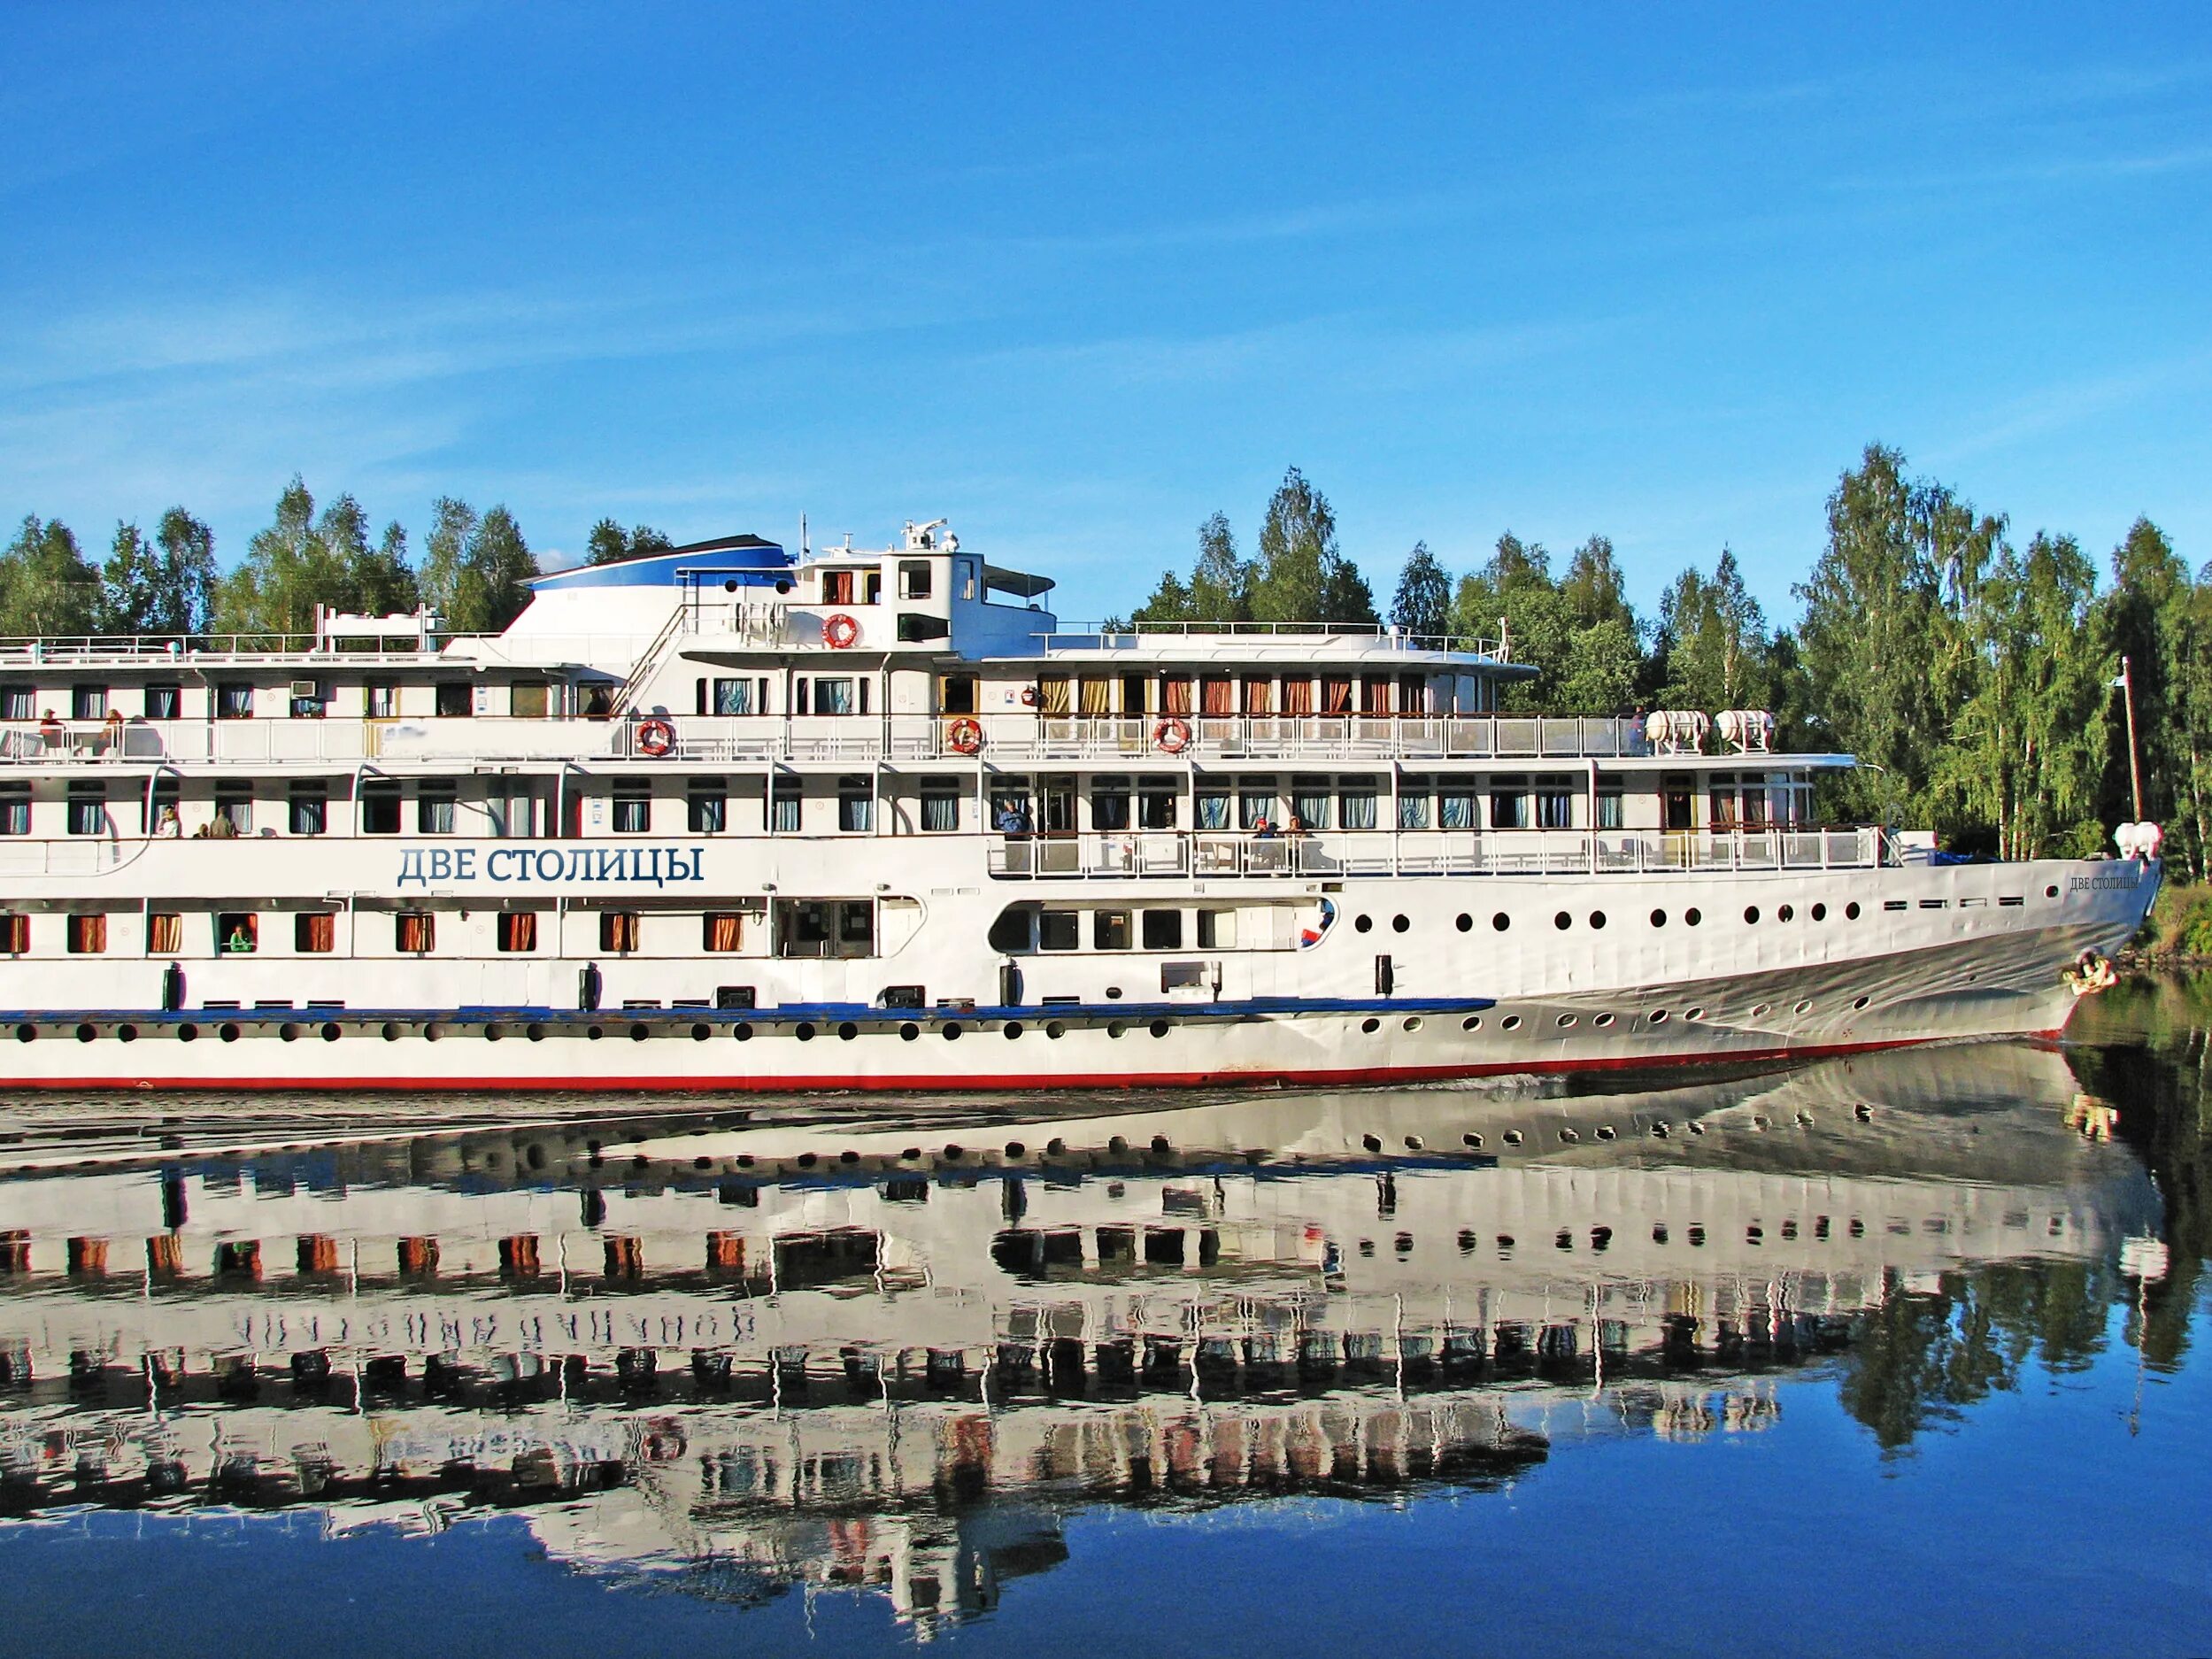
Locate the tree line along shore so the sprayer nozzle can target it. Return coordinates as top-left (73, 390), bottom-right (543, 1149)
top-left (4, 444), bottom-right (2207, 884)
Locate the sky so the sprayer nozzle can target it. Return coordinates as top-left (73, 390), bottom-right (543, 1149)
top-left (1, 2), bottom-right (2208, 625)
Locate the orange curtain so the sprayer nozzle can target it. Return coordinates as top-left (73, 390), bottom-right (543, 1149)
top-left (501, 911), bottom-right (536, 952)
top-left (299, 913), bottom-right (335, 953)
top-left (1162, 677), bottom-right (1193, 715)
top-left (1201, 677), bottom-right (1234, 715)
top-left (1322, 676), bottom-right (1353, 715)
top-left (498, 1235), bottom-right (540, 1278)
top-left (398, 1237), bottom-right (440, 1277)
top-left (705, 913), bottom-right (742, 952)
top-left (602, 911), bottom-right (640, 953)
top-left (148, 913), bottom-right (181, 953)
top-left (1243, 676), bottom-right (1274, 715)
top-left (1283, 677), bottom-right (1314, 716)
top-left (68, 914), bottom-right (106, 953)
top-left (397, 912), bottom-right (434, 953)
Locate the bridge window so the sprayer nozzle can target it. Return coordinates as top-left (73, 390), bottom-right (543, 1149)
top-left (898, 560), bottom-right (932, 600)
top-left (988, 906), bottom-right (1033, 953)
top-left (1093, 909), bottom-right (1131, 951)
top-left (1038, 910), bottom-right (1080, 952)
top-left (1142, 909), bottom-right (1183, 950)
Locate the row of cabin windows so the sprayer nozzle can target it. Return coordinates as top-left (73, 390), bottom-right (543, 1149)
top-left (983, 775), bottom-right (1613, 834)
top-left (0, 683), bottom-right (551, 721)
top-left (987, 906), bottom-right (1244, 954)
top-left (0, 909), bottom-right (755, 956)
top-left (1021, 673), bottom-right (1440, 719)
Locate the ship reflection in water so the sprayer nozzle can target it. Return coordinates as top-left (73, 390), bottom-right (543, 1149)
top-left (0, 1029), bottom-right (2197, 1640)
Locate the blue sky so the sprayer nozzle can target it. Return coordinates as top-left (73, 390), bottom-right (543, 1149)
top-left (2, 3), bottom-right (2208, 624)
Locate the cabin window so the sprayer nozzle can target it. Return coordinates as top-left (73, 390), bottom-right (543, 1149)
top-left (487, 788), bottom-right (533, 838)
top-left (688, 778), bottom-right (726, 834)
top-left (612, 781), bottom-right (650, 835)
top-left (290, 681), bottom-right (326, 719)
top-left (1283, 676), bottom-right (1315, 717)
top-left (148, 913), bottom-right (181, 954)
top-left (66, 782), bottom-right (106, 836)
top-left (1079, 678), bottom-right (1111, 717)
top-left (713, 677), bottom-right (759, 715)
top-left (1439, 781), bottom-right (1477, 830)
top-left (66, 914), bottom-right (106, 954)
top-left (1536, 775), bottom-right (1574, 830)
top-left (771, 777), bottom-right (802, 833)
top-left (0, 783), bottom-right (27, 836)
top-left (1091, 777), bottom-right (1131, 832)
top-left (1662, 775), bottom-right (1695, 831)
top-left (1093, 909), bottom-right (1131, 951)
top-left (215, 783), bottom-right (252, 836)
top-left (1709, 772), bottom-right (1740, 829)
top-left (0, 687), bottom-right (33, 720)
top-left (1399, 776), bottom-right (1432, 830)
top-left (296, 913), bottom-right (336, 953)
top-left (837, 777), bottom-right (873, 833)
top-left (512, 683), bottom-right (549, 720)
top-left (1399, 674), bottom-right (1426, 715)
top-left (396, 912), bottom-right (435, 953)
top-left (990, 778), bottom-right (1032, 831)
top-left (921, 779), bottom-right (960, 833)
top-left (703, 912), bottom-right (744, 952)
top-left (898, 560), bottom-right (932, 600)
top-left (987, 906), bottom-right (1033, 953)
top-left (1490, 776), bottom-right (1528, 830)
top-left (143, 777), bottom-right (179, 834)
top-left (73, 686), bottom-right (108, 721)
top-left (938, 675), bottom-right (975, 715)
top-left (289, 783), bottom-right (327, 837)
top-left (144, 684), bottom-right (180, 720)
top-left (1200, 676), bottom-right (1234, 717)
top-left (361, 783), bottom-right (401, 835)
top-left (365, 682), bottom-right (397, 718)
top-left (1596, 776), bottom-right (1624, 830)
top-left (813, 677), bottom-right (857, 716)
top-left (1160, 675), bottom-right (1193, 716)
top-left (1142, 909), bottom-right (1183, 950)
top-left (217, 914), bottom-right (258, 953)
top-left (1237, 777), bottom-right (1278, 831)
top-left (1197, 909), bottom-right (1237, 949)
top-left (1037, 910), bottom-right (1080, 952)
top-left (601, 911), bottom-right (641, 953)
top-left (1322, 675), bottom-right (1353, 716)
top-left (435, 683), bottom-right (472, 718)
top-left (1243, 676), bottom-right (1274, 717)
top-left (497, 912), bottom-right (537, 953)
top-left (958, 559), bottom-right (978, 601)
top-left (1289, 777), bottom-right (1331, 832)
top-left (416, 781), bottom-right (457, 836)
top-left (773, 899), bottom-right (875, 959)
top-left (1137, 778), bottom-right (1178, 830)
top-left (0, 914), bottom-right (26, 953)
top-left (1338, 780), bottom-right (1378, 830)
top-left (1360, 675), bottom-right (1390, 715)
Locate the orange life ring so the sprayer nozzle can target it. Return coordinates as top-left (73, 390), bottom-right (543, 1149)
top-left (1020, 685), bottom-right (1041, 707)
top-left (636, 717), bottom-right (676, 757)
top-left (823, 612), bottom-right (861, 649)
top-left (1154, 716), bottom-right (1192, 754)
top-left (946, 717), bottom-right (984, 755)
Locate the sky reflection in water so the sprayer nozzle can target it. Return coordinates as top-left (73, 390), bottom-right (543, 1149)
top-left (1, 976), bottom-right (2208, 1658)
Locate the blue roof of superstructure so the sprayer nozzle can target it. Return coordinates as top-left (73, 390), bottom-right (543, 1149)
top-left (528, 534), bottom-right (791, 592)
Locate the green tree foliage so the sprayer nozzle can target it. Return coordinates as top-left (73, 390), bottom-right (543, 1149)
top-left (1389, 541), bottom-right (1451, 639)
top-left (1133, 511), bottom-right (1252, 624)
top-left (421, 498), bottom-right (537, 631)
top-left (1652, 549), bottom-right (1774, 714)
top-left (1132, 475), bottom-right (1377, 629)
top-left (215, 479), bottom-right (424, 636)
top-left (2097, 519), bottom-right (2207, 877)
top-left (0, 515), bottom-right (103, 637)
top-left (587, 519), bottom-right (676, 567)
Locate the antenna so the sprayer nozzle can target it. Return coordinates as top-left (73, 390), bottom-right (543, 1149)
top-left (799, 512), bottom-right (809, 559)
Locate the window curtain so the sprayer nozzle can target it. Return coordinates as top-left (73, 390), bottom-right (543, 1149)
top-left (705, 913), bottom-right (743, 952)
top-left (602, 912), bottom-right (640, 953)
top-left (397, 912), bottom-right (435, 953)
top-left (1162, 677), bottom-right (1194, 715)
top-left (921, 792), bottom-right (959, 831)
top-left (1197, 791), bottom-right (1231, 830)
top-left (1339, 789), bottom-right (1378, 830)
top-left (1283, 678), bottom-right (1314, 717)
top-left (1439, 789), bottom-right (1476, 830)
top-left (1398, 791), bottom-right (1431, 830)
top-left (68, 914), bottom-right (106, 953)
top-left (1322, 676), bottom-right (1353, 715)
top-left (500, 912), bottom-right (536, 953)
top-left (1243, 677), bottom-right (1274, 716)
top-left (1038, 677), bottom-right (1072, 715)
top-left (148, 913), bottom-right (181, 954)
top-left (1079, 678), bottom-right (1112, 716)
top-left (1201, 677), bottom-right (1234, 715)
top-left (1091, 791), bottom-right (1130, 831)
top-left (299, 913), bottom-right (336, 953)
top-left (1293, 785), bottom-right (1332, 830)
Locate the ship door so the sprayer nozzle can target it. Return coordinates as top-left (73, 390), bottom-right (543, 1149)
top-left (1037, 775), bottom-right (1078, 875)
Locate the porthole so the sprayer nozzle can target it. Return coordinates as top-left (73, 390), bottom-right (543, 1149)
top-left (320, 1022), bottom-right (341, 1043)
top-left (1595, 1126), bottom-right (1615, 1142)
top-left (1004, 1021), bottom-right (1024, 1039)
top-left (1793, 999), bottom-right (1812, 1015)
top-left (119, 1024), bottom-right (139, 1043)
top-left (837, 1022), bottom-right (859, 1041)
top-left (1685, 907), bottom-right (1702, 926)
top-left (1684, 1007), bottom-right (1704, 1022)
top-left (1360, 1133), bottom-right (1383, 1153)
top-left (735, 1022), bottom-right (755, 1041)
top-left (1045, 1021), bottom-right (1066, 1039)
top-left (943, 1022), bottom-right (963, 1040)
top-left (1589, 911), bottom-right (1607, 930)
top-left (1105, 1021), bottom-right (1124, 1038)
top-left (1594, 1013), bottom-right (1614, 1028)
top-left (1360, 1017), bottom-right (1382, 1034)
top-left (1391, 914), bottom-right (1409, 933)
top-left (1778, 904), bottom-right (1794, 922)
top-left (1752, 1002), bottom-right (1772, 1017)
top-left (424, 1022), bottom-right (444, 1042)
top-left (525, 1022), bottom-right (546, 1042)
top-left (1852, 996), bottom-right (1869, 1010)
top-left (1556, 1014), bottom-right (1576, 1029)
top-left (1492, 913), bottom-right (1511, 932)
top-left (1558, 1128), bottom-right (1579, 1144)
top-left (1461, 1015), bottom-right (1482, 1031)
top-left (218, 1022), bottom-right (241, 1044)
top-left (1401, 1015), bottom-right (1422, 1032)
top-left (1502, 1130), bottom-right (1523, 1146)
top-left (1501, 1015), bottom-right (1522, 1031)
top-left (898, 1022), bottom-right (917, 1041)
top-left (1650, 908), bottom-right (1667, 928)
top-left (691, 1022), bottom-right (712, 1041)
top-left (1744, 906), bottom-right (1761, 924)
top-left (177, 1023), bottom-right (197, 1043)
top-left (76, 1022), bottom-right (97, 1044)
top-left (1811, 902), bottom-right (1827, 921)
top-left (381, 1022), bottom-right (401, 1042)
top-left (1105, 986), bottom-right (1122, 999)
top-left (482, 1022), bottom-right (501, 1042)
top-left (1004, 1141), bottom-right (1026, 1160)
top-left (2044, 884), bottom-right (2059, 899)
top-left (1354, 914), bottom-right (1374, 933)
top-left (1846, 901), bottom-right (1861, 919)
top-left (795, 1022), bottom-right (816, 1042)
top-left (1553, 911), bottom-right (1571, 930)
top-left (1649, 1010), bottom-right (1669, 1024)
top-left (13, 1022), bottom-right (34, 1043)
top-left (1149, 1019), bottom-right (1169, 1038)
top-left (628, 1022), bottom-right (650, 1042)
top-left (1455, 914), bottom-right (1473, 932)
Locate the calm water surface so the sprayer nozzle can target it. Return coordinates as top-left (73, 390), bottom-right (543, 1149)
top-left (2, 978), bottom-right (2209, 1658)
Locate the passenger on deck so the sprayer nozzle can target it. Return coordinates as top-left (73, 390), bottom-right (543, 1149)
top-left (1252, 817), bottom-right (1280, 840)
top-left (994, 805), bottom-right (1031, 835)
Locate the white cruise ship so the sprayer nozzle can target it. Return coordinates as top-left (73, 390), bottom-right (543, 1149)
top-left (0, 517), bottom-right (2158, 1091)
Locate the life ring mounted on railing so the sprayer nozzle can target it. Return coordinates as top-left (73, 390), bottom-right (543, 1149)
top-left (635, 717), bottom-right (677, 757)
top-left (823, 612), bottom-right (861, 649)
top-left (1153, 716), bottom-right (1192, 754)
top-left (946, 717), bottom-right (984, 755)
top-left (1020, 685), bottom-right (1041, 707)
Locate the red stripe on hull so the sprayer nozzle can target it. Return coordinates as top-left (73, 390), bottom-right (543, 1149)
top-left (8, 1030), bottom-right (2021, 1093)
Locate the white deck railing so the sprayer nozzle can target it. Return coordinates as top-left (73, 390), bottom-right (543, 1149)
top-left (0, 713), bottom-right (1656, 769)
